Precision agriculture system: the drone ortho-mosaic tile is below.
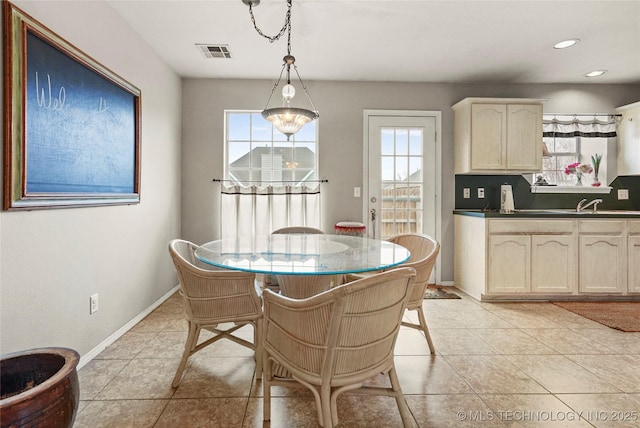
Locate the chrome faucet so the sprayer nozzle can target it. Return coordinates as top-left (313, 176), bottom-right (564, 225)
top-left (576, 198), bottom-right (603, 213)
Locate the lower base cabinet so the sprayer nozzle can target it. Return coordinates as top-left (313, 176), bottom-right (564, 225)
top-left (455, 215), bottom-right (639, 300)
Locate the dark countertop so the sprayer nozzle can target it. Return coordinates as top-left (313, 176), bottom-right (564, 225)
top-left (453, 209), bottom-right (640, 218)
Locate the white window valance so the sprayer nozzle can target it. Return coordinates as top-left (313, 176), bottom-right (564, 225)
top-left (543, 115), bottom-right (617, 138)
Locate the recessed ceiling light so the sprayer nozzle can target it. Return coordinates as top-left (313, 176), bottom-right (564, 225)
top-left (584, 70), bottom-right (607, 78)
top-left (553, 38), bottom-right (580, 49)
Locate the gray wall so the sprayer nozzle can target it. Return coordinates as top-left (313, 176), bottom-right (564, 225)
top-left (182, 79), bottom-right (640, 282)
top-left (0, 1), bottom-right (182, 356)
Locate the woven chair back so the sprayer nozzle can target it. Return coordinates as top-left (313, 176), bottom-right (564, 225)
top-left (169, 239), bottom-right (262, 324)
top-left (387, 234), bottom-right (440, 308)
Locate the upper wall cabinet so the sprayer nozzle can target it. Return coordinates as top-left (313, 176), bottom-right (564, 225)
top-left (616, 101), bottom-right (640, 176)
top-left (453, 98), bottom-right (544, 174)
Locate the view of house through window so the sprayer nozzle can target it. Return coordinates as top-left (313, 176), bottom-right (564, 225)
top-left (226, 111), bottom-right (318, 186)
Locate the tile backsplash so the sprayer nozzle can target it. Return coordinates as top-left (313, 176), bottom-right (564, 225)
top-left (455, 175), bottom-right (639, 211)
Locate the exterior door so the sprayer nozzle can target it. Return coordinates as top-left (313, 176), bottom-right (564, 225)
top-left (366, 113), bottom-right (437, 240)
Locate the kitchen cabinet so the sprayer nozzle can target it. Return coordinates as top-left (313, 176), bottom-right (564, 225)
top-left (628, 221), bottom-right (640, 293)
top-left (578, 221), bottom-right (626, 294)
top-left (455, 216), bottom-right (576, 299)
top-left (453, 98), bottom-right (544, 173)
top-left (454, 213), bottom-right (640, 300)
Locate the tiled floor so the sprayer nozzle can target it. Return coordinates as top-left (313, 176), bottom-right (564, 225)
top-left (75, 289), bottom-right (640, 427)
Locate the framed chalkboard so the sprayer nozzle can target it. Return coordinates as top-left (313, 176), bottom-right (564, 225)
top-left (3, 2), bottom-right (141, 210)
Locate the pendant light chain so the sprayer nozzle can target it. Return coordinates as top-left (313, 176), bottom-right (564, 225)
top-left (248, 0), bottom-right (292, 43)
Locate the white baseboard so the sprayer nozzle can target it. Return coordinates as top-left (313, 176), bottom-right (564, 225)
top-left (78, 284), bottom-right (180, 369)
top-left (438, 280), bottom-right (456, 287)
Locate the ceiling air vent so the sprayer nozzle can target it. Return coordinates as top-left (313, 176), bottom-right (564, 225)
top-left (196, 44), bottom-right (232, 59)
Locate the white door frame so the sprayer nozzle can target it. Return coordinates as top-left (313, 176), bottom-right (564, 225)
top-left (363, 109), bottom-right (443, 284)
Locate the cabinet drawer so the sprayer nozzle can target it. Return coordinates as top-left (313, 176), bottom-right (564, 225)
top-left (579, 220), bottom-right (625, 235)
top-left (629, 221), bottom-right (640, 235)
top-left (489, 219), bottom-right (573, 234)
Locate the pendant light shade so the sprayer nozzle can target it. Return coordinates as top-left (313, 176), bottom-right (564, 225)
top-left (243, 0), bottom-right (318, 140)
top-left (262, 107), bottom-right (319, 139)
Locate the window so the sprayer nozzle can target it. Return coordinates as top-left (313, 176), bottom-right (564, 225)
top-left (534, 114), bottom-right (610, 189)
top-left (225, 111), bottom-right (318, 186)
top-left (539, 135), bottom-right (580, 185)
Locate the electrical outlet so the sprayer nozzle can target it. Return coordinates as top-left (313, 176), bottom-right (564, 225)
top-left (477, 188), bottom-right (485, 199)
top-left (618, 189), bottom-right (629, 200)
top-left (463, 188), bottom-right (470, 199)
top-left (353, 187), bottom-right (361, 198)
top-left (90, 294), bottom-right (99, 314)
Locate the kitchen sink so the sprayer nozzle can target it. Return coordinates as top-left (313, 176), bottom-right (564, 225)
top-left (516, 209), bottom-right (639, 215)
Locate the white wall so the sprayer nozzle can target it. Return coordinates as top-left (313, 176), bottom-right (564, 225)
top-left (181, 79), bottom-right (640, 282)
top-left (0, 1), bottom-right (182, 356)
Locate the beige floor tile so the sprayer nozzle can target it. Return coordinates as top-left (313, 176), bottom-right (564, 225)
top-left (78, 358), bottom-right (129, 400)
top-left (395, 328), bottom-right (433, 356)
top-left (427, 328), bottom-right (498, 355)
top-left (491, 310), bottom-right (563, 329)
top-left (244, 396), bottom-right (320, 428)
top-left (94, 331), bottom-right (158, 360)
top-left (250, 375), bottom-right (314, 398)
top-left (573, 329), bottom-right (640, 354)
top-left (135, 331), bottom-right (188, 359)
top-left (445, 355), bottom-right (547, 394)
top-left (476, 328), bottom-right (558, 355)
top-left (394, 355), bottom-right (475, 394)
top-left (96, 358), bottom-right (179, 399)
top-left (564, 354), bottom-right (640, 393)
top-left (74, 399), bottom-right (169, 428)
top-left (173, 356), bottom-right (256, 398)
top-left (522, 328), bottom-right (615, 355)
top-left (406, 394), bottom-right (505, 427)
top-left (335, 394), bottom-right (413, 427)
top-left (423, 310), bottom-right (470, 328)
top-left (507, 355), bottom-right (621, 394)
top-left (154, 398), bottom-right (247, 428)
top-left (555, 393), bottom-right (640, 428)
top-left (480, 394), bottom-right (593, 427)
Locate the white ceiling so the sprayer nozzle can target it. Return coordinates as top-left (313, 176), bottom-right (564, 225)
top-left (108, 0), bottom-right (640, 84)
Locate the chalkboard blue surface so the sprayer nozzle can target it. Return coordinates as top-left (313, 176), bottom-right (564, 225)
top-left (26, 31), bottom-right (137, 194)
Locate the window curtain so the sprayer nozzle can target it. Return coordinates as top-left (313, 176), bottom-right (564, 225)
top-left (220, 184), bottom-right (321, 238)
top-left (543, 115), bottom-right (617, 138)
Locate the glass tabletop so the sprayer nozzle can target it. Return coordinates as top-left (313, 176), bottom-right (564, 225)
top-left (195, 234), bottom-right (410, 275)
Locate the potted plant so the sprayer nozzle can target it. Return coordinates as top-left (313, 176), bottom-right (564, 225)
top-left (591, 153), bottom-right (602, 186)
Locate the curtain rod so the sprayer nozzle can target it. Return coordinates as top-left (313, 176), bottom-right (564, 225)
top-left (545, 113), bottom-right (622, 117)
top-left (213, 179), bottom-right (328, 183)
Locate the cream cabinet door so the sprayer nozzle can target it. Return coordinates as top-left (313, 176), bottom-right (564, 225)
top-left (506, 104), bottom-right (542, 171)
top-left (628, 236), bottom-right (640, 293)
top-left (531, 235), bottom-right (575, 293)
top-left (488, 235), bottom-right (530, 293)
top-left (579, 236), bottom-right (626, 293)
top-left (470, 104), bottom-right (506, 170)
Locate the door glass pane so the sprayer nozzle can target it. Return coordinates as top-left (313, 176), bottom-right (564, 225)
top-left (379, 127), bottom-right (423, 239)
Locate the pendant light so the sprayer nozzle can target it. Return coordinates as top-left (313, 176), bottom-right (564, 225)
top-left (242, 0), bottom-right (319, 140)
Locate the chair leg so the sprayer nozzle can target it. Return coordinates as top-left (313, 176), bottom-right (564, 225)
top-left (254, 318), bottom-right (263, 380)
top-left (171, 322), bottom-right (199, 388)
top-left (416, 308), bottom-right (436, 355)
top-left (263, 356), bottom-right (272, 422)
top-left (320, 383), bottom-right (333, 428)
top-left (389, 366), bottom-right (417, 428)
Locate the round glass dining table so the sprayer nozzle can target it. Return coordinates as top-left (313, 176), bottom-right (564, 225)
top-left (194, 234), bottom-right (410, 276)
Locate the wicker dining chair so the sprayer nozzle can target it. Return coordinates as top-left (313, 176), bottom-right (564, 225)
top-left (168, 239), bottom-right (263, 387)
top-left (272, 226), bottom-right (324, 234)
top-left (271, 226), bottom-right (341, 298)
top-left (262, 267), bottom-right (417, 428)
top-left (345, 234), bottom-right (440, 354)
top-left (389, 234), bottom-right (440, 355)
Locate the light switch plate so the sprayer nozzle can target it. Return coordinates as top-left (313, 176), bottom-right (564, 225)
top-left (618, 189), bottom-right (629, 200)
top-left (353, 187), bottom-right (361, 198)
top-left (463, 188), bottom-right (470, 199)
top-left (478, 188), bottom-right (485, 199)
